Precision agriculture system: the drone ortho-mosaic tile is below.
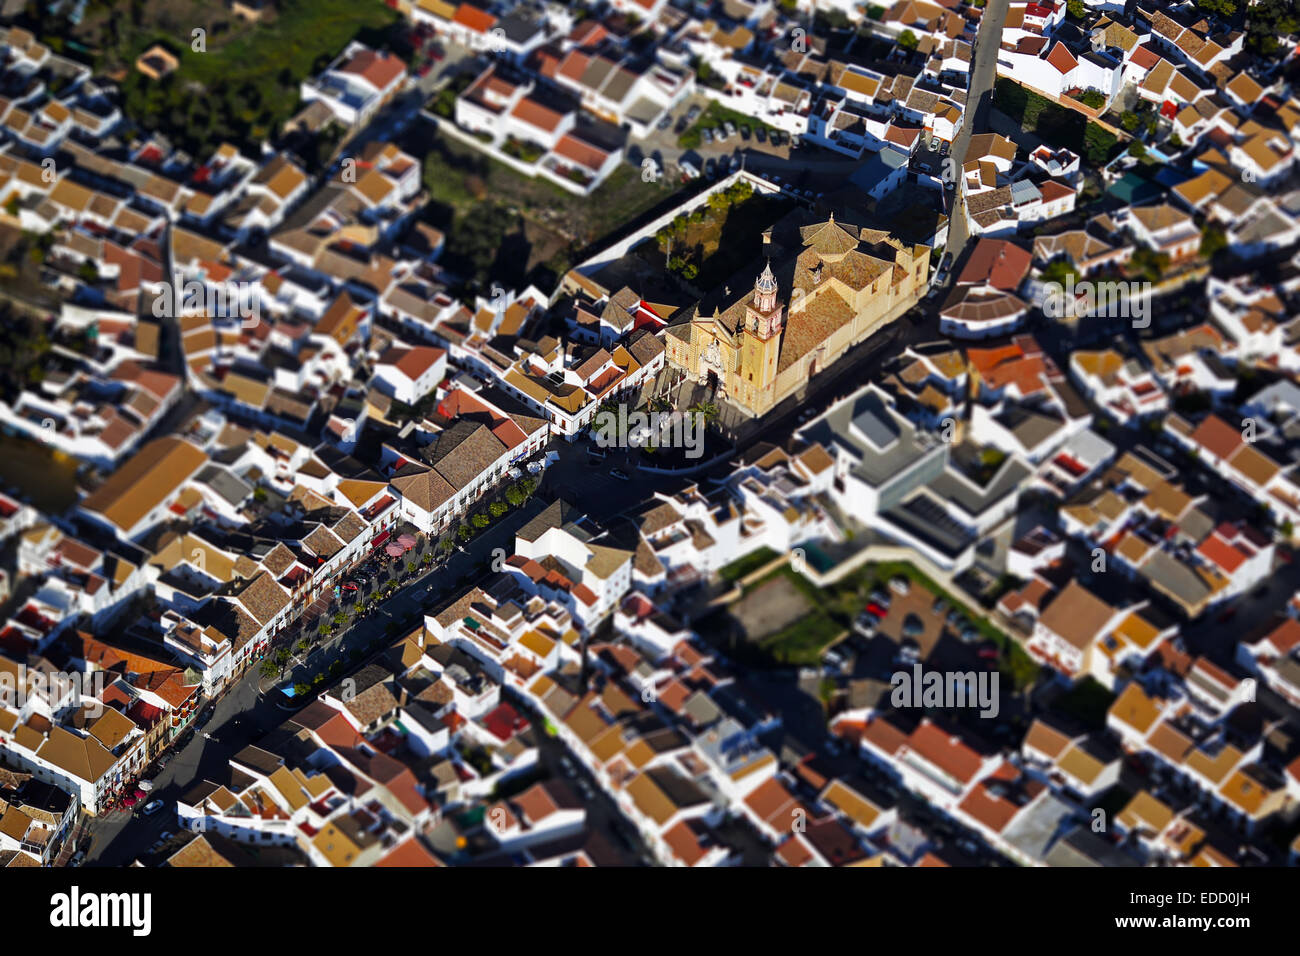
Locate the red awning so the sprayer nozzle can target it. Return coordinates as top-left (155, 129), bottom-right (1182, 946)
top-left (372, 530), bottom-right (391, 549)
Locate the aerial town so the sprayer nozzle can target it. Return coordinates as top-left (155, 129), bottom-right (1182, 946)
top-left (0, 0), bottom-right (1296, 877)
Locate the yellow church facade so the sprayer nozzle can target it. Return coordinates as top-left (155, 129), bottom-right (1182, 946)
top-left (664, 213), bottom-right (930, 418)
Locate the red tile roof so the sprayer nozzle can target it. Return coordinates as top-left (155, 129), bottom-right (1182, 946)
top-left (453, 3), bottom-right (497, 32)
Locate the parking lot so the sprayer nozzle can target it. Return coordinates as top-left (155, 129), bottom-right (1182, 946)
top-left (836, 574), bottom-right (997, 680)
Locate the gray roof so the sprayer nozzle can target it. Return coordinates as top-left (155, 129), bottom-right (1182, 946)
top-left (1043, 825), bottom-right (1140, 867)
top-left (999, 790), bottom-right (1077, 863)
top-left (928, 448), bottom-right (1034, 519)
top-left (802, 387), bottom-right (939, 489)
top-left (195, 464), bottom-right (253, 507)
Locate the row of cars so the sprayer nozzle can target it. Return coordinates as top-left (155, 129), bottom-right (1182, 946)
top-left (843, 577), bottom-right (996, 671)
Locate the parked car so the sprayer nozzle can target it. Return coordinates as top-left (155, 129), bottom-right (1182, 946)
top-left (679, 161), bottom-right (700, 181)
top-left (723, 121), bottom-right (737, 137)
top-left (865, 602), bottom-right (888, 618)
top-left (610, 468), bottom-right (631, 481)
top-left (959, 626), bottom-right (980, 644)
top-left (897, 640), bottom-right (921, 665)
top-left (685, 105), bottom-right (702, 123)
top-left (701, 127), bottom-right (713, 144)
top-left (714, 126), bottom-right (727, 141)
top-left (869, 589), bottom-right (891, 609)
top-left (656, 113), bottom-right (673, 131)
top-left (888, 575), bottom-right (911, 595)
top-left (901, 613), bottom-right (925, 638)
top-left (416, 63), bottom-right (432, 77)
top-left (977, 642), bottom-right (1000, 661)
top-left (756, 127), bottom-right (767, 143)
top-left (142, 800), bottom-right (165, 817)
top-left (69, 850), bottom-right (86, 867)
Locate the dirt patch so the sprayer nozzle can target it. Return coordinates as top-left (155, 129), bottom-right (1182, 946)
top-left (731, 575), bottom-right (811, 640)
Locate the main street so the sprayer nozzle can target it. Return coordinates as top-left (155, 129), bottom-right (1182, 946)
top-left (943, 0), bottom-right (1012, 264)
top-left (83, 494), bottom-right (551, 866)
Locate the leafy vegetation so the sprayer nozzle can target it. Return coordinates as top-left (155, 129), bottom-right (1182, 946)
top-left (1246, 0), bottom-right (1300, 58)
top-left (996, 79), bottom-right (1119, 165)
top-left (98, 0), bottom-right (401, 158)
top-left (1200, 224), bottom-right (1228, 259)
top-left (719, 547), bottom-right (780, 583)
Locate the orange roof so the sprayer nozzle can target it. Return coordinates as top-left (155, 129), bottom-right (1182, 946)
top-left (510, 97), bottom-right (566, 133)
top-left (1189, 415), bottom-right (1243, 460)
top-left (1046, 41), bottom-right (1079, 74)
top-left (553, 134), bottom-right (608, 171)
top-left (341, 50), bottom-right (405, 91)
top-left (906, 720), bottom-right (984, 785)
top-left (453, 3), bottom-right (496, 32)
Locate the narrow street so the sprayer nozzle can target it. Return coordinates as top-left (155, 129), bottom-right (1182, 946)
top-left (944, 0), bottom-right (1012, 263)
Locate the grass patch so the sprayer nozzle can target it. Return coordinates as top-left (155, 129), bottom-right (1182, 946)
top-left (419, 132), bottom-right (680, 294)
top-left (106, 0), bottom-right (401, 157)
top-left (995, 78), bottom-right (1119, 165)
top-left (718, 546), bottom-right (780, 582)
top-left (758, 612), bottom-right (844, 666)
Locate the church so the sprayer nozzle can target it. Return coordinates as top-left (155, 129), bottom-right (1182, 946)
top-left (663, 211), bottom-right (930, 418)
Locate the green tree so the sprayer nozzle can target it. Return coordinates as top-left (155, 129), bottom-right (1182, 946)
top-left (1127, 247), bottom-right (1170, 283)
top-left (1067, 0), bottom-right (1086, 17)
top-left (489, 500), bottom-right (507, 518)
top-left (1200, 224), bottom-right (1228, 259)
top-left (294, 683), bottom-right (310, 697)
top-left (1119, 111), bottom-right (1141, 132)
top-left (259, 659), bottom-right (277, 679)
top-left (1040, 258), bottom-right (1081, 287)
top-left (1083, 124), bottom-right (1118, 165)
top-left (440, 537), bottom-right (456, 554)
top-left (471, 513), bottom-right (490, 529)
top-left (897, 30), bottom-right (919, 51)
top-left (458, 524), bottom-right (474, 541)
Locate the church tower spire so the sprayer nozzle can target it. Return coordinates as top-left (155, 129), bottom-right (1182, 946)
top-left (754, 260), bottom-right (778, 315)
